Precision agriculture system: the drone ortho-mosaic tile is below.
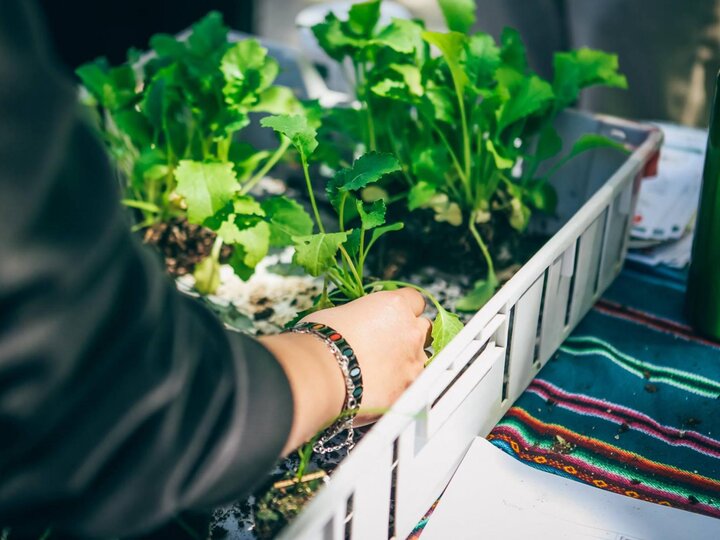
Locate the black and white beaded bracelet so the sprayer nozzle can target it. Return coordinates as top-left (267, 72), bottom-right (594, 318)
top-left (288, 322), bottom-right (364, 453)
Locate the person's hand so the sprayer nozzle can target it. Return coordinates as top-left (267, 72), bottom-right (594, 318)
top-left (302, 289), bottom-right (430, 425)
top-left (260, 289), bottom-right (430, 454)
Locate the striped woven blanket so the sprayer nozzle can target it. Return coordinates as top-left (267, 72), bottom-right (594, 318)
top-left (487, 264), bottom-right (720, 518)
top-left (409, 264), bottom-right (720, 539)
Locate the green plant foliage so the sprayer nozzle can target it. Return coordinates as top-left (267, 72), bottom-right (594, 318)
top-left (263, 111), bottom-right (461, 353)
top-left (310, 0), bottom-right (630, 311)
top-left (76, 12), bottom-right (309, 291)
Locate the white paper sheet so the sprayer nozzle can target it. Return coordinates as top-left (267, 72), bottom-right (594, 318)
top-left (421, 438), bottom-right (720, 540)
top-left (631, 123), bottom-right (706, 242)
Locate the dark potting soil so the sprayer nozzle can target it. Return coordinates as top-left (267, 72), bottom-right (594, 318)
top-left (143, 217), bottom-right (233, 277)
top-left (372, 208), bottom-right (549, 284)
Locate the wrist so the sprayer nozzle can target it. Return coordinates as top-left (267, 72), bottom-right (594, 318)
top-left (259, 332), bottom-right (345, 453)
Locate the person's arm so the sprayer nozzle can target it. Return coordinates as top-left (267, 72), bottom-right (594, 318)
top-left (0, 2), bottom-right (429, 538)
top-left (0, 2), bottom-right (294, 537)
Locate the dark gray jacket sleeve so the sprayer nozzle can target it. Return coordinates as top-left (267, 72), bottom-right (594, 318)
top-left (0, 1), bottom-right (293, 537)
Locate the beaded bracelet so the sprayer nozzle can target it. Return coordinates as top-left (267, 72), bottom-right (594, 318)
top-left (288, 322), bottom-right (363, 454)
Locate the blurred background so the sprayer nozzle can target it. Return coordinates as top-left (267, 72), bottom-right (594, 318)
top-left (38, 0), bottom-right (720, 127)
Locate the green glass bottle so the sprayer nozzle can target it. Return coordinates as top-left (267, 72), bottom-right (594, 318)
top-left (686, 71), bottom-right (720, 339)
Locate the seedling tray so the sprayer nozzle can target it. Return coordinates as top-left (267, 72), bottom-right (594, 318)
top-left (274, 110), bottom-right (662, 539)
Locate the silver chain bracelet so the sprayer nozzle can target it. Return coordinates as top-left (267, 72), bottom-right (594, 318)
top-left (288, 322), bottom-right (364, 454)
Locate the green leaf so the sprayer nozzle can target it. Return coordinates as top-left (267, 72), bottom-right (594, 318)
top-left (327, 152), bottom-right (401, 209)
top-left (252, 86), bottom-right (302, 115)
top-left (547, 133), bottom-right (629, 175)
top-left (496, 75), bottom-right (554, 133)
top-left (229, 142), bottom-right (271, 182)
top-left (233, 222), bottom-right (270, 271)
top-left (465, 32), bottom-right (501, 88)
top-left (149, 34), bottom-right (186, 59)
top-left (187, 11), bottom-right (228, 57)
top-left (408, 181), bottom-right (438, 210)
top-left (422, 82), bottom-right (456, 124)
top-left (566, 133), bottom-right (629, 161)
top-left (221, 39), bottom-right (279, 111)
top-left (347, 0), bottom-right (381, 37)
top-left (553, 48), bottom-right (627, 108)
top-left (422, 31), bottom-right (469, 98)
top-left (371, 79), bottom-right (412, 103)
top-left (534, 125), bottom-right (563, 161)
top-left (333, 152), bottom-right (402, 192)
top-left (194, 255), bottom-right (222, 295)
top-left (261, 196), bottom-right (314, 246)
top-left (456, 273), bottom-right (499, 312)
top-left (113, 109), bottom-right (153, 148)
top-left (373, 18), bottom-right (425, 55)
top-left (345, 228), bottom-right (363, 258)
top-left (369, 222), bottom-right (404, 245)
top-left (293, 232), bottom-right (349, 276)
top-left (76, 60), bottom-right (137, 111)
top-left (356, 199), bottom-right (387, 229)
top-left (141, 66), bottom-right (189, 158)
top-left (486, 139), bottom-right (514, 169)
top-left (412, 145), bottom-right (450, 186)
top-left (372, 64), bottom-right (424, 101)
top-left (228, 245), bottom-right (254, 281)
top-left (438, 0), bottom-right (476, 34)
top-left (311, 13), bottom-right (362, 61)
top-left (526, 180), bottom-right (558, 214)
top-left (390, 64), bottom-right (424, 96)
top-left (175, 160), bottom-right (240, 224)
top-left (430, 305), bottom-right (464, 355)
top-left (260, 114), bottom-right (318, 160)
top-left (499, 27), bottom-right (528, 73)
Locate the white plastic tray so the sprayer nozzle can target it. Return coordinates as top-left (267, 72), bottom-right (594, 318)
top-left (275, 111), bottom-right (663, 540)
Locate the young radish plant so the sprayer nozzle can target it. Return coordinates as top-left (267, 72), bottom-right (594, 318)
top-left (261, 114), bottom-right (463, 358)
top-left (310, 0), bottom-right (630, 311)
top-left (77, 12), bottom-right (308, 292)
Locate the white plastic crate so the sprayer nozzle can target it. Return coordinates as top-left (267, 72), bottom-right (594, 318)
top-left (275, 112), bottom-right (663, 540)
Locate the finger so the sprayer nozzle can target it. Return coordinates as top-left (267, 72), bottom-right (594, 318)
top-left (418, 316), bottom-right (433, 348)
top-left (394, 287), bottom-right (426, 317)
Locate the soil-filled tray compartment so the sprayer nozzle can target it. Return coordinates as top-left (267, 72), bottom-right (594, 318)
top-left (275, 111), bottom-right (662, 540)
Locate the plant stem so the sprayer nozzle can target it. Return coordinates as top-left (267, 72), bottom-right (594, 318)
top-left (358, 230), bottom-right (366, 281)
top-left (328, 268), bottom-right (359, 299)
top-left (358, 62), bottom-right (377, 151)
top-left (452, 79), bottom-right (472, 195)
top-left (241, 138), bottom-right (292, 195)
top-left (301, 157), bottom-right (325, 234)
top-left (217, 135), bottom-right (232, 162)
top-left (365, 279), bottom-right (442, 312)
top-left (338, 192), bottom-right (349, 232)
top-left (338, 245), bottom-right (364, 297)
top-left (211, 235), bottom-right (224, 262)
top-left (431, 123), bottom-right (468, 188)
top-left (469, 212), bottom-right (496, 280)
top-left (296, 443), bottom-right (313, 480)
top-left (121, 199), bottom-right (161, 214)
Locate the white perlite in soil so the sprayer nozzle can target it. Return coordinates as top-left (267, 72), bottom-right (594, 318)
top-left (176, 248), bottom-right (322, 336)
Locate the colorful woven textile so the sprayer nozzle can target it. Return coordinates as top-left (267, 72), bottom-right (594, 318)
top-left (408, 264), bottom-right (720, 539)
top-left (488, 263), bottom-right (720, 518)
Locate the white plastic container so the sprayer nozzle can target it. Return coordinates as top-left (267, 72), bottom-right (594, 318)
top-left (273, 111), bottom-right (663, 540)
